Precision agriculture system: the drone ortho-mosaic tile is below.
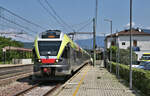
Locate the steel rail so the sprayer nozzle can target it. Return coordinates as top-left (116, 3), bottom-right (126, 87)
top-left (43, 84), bottom-right (61, 96)
top-left (14, 83), bottom-right (40, 96)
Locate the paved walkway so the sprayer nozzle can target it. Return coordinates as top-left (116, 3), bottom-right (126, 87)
top-left (55, 60), bottom-right (140, 96)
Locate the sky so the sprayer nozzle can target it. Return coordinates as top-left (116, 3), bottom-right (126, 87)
top-left (0, 0), bottom-right (150, 41)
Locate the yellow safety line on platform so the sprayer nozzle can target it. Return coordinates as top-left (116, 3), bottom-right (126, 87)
top-left (72, 66), bottom-right (90, 96)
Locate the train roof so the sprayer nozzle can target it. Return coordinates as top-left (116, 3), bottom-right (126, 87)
top-left (37, 30), bottom-right (64, 40)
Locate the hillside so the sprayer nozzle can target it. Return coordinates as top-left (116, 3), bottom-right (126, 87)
top-left (75, 36), bottom-right (105, 49)
top-left (22, 36), bottom-right (105, 49)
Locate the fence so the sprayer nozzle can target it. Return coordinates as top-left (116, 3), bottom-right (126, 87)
top-left (0, 46), bottom-right (33, 64)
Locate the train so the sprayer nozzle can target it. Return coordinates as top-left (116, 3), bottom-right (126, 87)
top-left (32, 30), bottom-right (92, 80)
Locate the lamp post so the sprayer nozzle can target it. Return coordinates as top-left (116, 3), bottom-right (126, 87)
top-left (116, 33), bottom-right (120, 78)
top-left (129, 0), bottom-right (133, 89)
top-left (104, 19), bottom-right (112, 72)
top-left (100, 33), bottom-right (108, 68)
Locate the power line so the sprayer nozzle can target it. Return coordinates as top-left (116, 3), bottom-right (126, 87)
top-left (76, 19), bottom-right (92, 32)
top-left (0, 6), bottom-right (46, 30)
top-left (37, 0), bottom-right (70, 32)
top-left (71, 18), bottom-right (92, 28)
top-left (44, 0), bottom-right (74, 31)
top-left (0, 23), bottom-right (25, 32)
top-left (0, 22), bottom-right (34, 36)
top-left (8, 34), bottom-right (34, 41)
top-left (0, 15), bottom-right (37, 34)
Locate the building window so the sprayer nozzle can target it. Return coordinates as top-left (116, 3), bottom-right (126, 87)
top-left (122, 42), bottom-right (125, 45)
top-left (133, 40), bottom-right (137, 46)
top-left (111, 41), bottom-right (115, 46)
top-left (133, 40), bottom-right (140, 51)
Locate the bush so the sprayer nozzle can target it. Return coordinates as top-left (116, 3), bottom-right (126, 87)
top-left (107, 46), bottom-right (137, 65)
top-left (109, 62), bottom-right (150, 96)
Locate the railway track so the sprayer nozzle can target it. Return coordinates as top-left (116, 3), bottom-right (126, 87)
top-left (0, 64), bottom-right (33, 80)
top-left (14, 82), bottom-right (61, 96)
top-left (0, 62), bottom-right (90, 96)
top-left (0, 64), bottom-right (33, 86)
top-left (0, 72), bottom-right (33, 87)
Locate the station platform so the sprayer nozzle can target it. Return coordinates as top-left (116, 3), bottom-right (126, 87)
top-left (54, 60), bottom-right (140, 96)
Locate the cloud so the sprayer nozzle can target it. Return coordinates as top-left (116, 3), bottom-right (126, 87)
top-left (125, 22), bottom-right (135, 28)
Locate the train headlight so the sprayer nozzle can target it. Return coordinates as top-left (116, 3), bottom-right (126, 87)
top-left (56, 59), bottom-right (59, 63)
top-left (38, 59), bottom-right (41, 63)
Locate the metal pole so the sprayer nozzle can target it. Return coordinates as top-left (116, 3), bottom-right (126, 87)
top-left (103, 34), bottom-right (106, 68)
top-left (117, 34), bottom-right (120, 78)
top-left (95, 0), bottom-right (98, 25)
top-left (116, 33), bottom-right (120, 78)
top-left (110, 20), bottom-right (112, 72)
top-left (117, 42), bottom-right (120, 78)
top-left (129, 0), bottom-right (133, 89)
top-left (93, 18), bottom-right (96, 67)
top-left (93, 0), bottom-right (98, 66)
top-left (104, 19), bottom-right (112, 72)
top-left (116, 34), bottom-right (118, 75)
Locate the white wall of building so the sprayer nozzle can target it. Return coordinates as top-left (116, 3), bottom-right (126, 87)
top-left (106, 35), bottom-right (150, 60)
top-left (107, 35), bottom-right (150, 51)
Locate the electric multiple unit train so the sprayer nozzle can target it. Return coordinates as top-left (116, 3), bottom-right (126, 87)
top-left (32, 30), bottom-right (92, 80)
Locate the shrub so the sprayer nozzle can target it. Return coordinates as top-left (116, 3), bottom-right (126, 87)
top-left (109, 62), bottom-right (150, 96)
top-left (107, 46), bottom-right (137, 65)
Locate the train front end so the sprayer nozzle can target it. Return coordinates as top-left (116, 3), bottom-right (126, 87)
top-left (33, 30), bottom-right (71, 80)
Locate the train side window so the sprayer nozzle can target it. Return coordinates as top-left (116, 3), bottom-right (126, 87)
top-left (61, 47), bottom-right (68, 58)
top-left (77, 51), bottom-right (81, 58)
top-left (32, 48), bottom-right (37, 58)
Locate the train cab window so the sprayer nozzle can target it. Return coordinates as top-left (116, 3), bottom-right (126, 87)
top-left (38, 41), bottom-right (61, 56)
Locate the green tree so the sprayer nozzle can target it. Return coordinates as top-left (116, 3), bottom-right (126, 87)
top-left (0, 36), bottom-right (24, 64)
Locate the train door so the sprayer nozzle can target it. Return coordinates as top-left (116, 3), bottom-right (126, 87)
top-left (69, 46), bottom-right (75, 72)
top-left (67, 45), bottom-right (71, 69)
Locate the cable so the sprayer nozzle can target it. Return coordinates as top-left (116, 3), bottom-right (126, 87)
top-left (44, 0), bottom-right (74, 32)
top-left (76, 19), bottom-right (92, 32)
top-left (72, 18), bottom-right (92, 28)
top-left (0, 15), bottom-right (37, 34)
top-left (37, 0), bottom-right (70, 32)
top-left (8, 34), bottom-right (34, 41)
top-left (0, 6), bottom-right (46, 30)
top-left (0, 23), bottom-right (26, 33)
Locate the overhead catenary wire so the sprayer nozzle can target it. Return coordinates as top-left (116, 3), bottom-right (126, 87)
top-left (37, 0), bottom-right (71, 32)
top-left (8, 34), bottom-right (34, 41)
top-left (44, 0), bottom-right (75, 32)
top-left (71, 18), bottom-right (92, 28)
top-left (0, 6), bottom-right (46, 30)
top-left (0, 23), bottom-right (26, 33)
top-left (76, 19), bottom-right (92, 32)
top-left (0, 15), bottom-right (37, 35)
top-left (0, 22), bottom-right (35, 37)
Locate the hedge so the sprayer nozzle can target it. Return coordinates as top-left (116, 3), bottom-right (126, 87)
top-left (108, 62), bottom-right (150, 96)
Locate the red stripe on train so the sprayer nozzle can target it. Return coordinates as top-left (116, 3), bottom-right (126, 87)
top-left (41, 59), bottom-right (56, 63)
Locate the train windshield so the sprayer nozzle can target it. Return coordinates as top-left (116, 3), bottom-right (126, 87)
top-left (38, 41), bottom-right (61, 56)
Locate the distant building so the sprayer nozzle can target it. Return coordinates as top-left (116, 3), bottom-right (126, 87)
top-left (105, 28), bottom-right (150, 60)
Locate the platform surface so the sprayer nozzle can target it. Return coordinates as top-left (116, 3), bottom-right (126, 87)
top-left (55, 60), bottom-right (140, 96)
